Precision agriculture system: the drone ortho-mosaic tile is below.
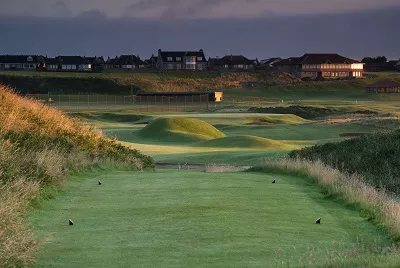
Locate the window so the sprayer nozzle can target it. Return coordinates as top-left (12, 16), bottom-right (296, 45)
top-left (167, 57), bottom-right (173, 61)
top-left (197, 57), bottom-right (202, 61)
top-left (176, 57), bottom-right (181, 61)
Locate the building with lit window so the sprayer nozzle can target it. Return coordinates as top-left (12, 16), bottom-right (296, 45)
top-left (275, 54), bottom-right (364, 79)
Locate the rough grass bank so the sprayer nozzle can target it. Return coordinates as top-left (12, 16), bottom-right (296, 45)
top-left (0, 85), bottom-right (153, 267)
top-left (290, 130), bottom-right (400, 194)
top-left (0, 71), bottom-right (299, 94)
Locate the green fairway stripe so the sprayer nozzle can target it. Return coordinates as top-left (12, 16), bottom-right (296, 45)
top-left (30, 169), bottom-right (390, 267)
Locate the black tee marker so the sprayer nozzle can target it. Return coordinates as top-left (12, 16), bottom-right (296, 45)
top-left (98, 180), bottom-right (102, 185)
top-left (69, 219), bottom-right (74, 226)
top-left (316, 218), bottom-right (321, 224)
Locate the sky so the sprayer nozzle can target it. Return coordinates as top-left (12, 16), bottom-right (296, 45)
top-left (0, 0), bottom-right (399, 60)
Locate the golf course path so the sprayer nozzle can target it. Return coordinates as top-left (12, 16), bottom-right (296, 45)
top-left (30, 169), bottom-right (390, 267)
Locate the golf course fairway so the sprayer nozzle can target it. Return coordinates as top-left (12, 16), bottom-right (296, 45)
top-left (30, 169), bottom-right (390, 267)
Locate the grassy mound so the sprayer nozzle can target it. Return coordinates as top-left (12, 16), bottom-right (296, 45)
top-left (290, 130), bottom-right (400, 194)
top-left (0, 85), bottom-right (153, 267)
top-left (245, 114), bottom-right (306, 125)
top-left (139, 118), bottom-right (226, 143)
top-left (196, 135), bottom-right (293, 149)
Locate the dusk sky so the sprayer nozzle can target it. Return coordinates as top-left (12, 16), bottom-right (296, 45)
top-left (0, 0), bottom-right (399, 60)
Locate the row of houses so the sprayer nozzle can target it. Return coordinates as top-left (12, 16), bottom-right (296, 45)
top-left (1, 50), bottom-right (398, 79)
top-left (0, 49), bottom-right (259, 72)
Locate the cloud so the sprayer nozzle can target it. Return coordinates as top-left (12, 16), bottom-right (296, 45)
top-left (126, 0), bottom-right (260, 19)
top-left (53, 1), bottom-right (73, 17)
top-left (1, 0), bottom-right (400, 19)
top-left (77, 9), bottom-right (108, 19)
top-left (0, 6), bottom-right (399, 60)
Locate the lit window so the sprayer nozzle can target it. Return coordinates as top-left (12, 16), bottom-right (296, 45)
top-left (167, 57), bottom-right (173, 61)
top-left (176, 57), bottom-right (181, 61)
top-left (197, 57), bottom-right (202, 61)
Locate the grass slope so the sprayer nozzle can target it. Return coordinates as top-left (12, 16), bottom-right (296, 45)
top-left (195, 135), bottom-right (294, 150)
top-left (30, 169), bottom-right (390, 267)
top-left (139, 117), bottom-right (226, 143)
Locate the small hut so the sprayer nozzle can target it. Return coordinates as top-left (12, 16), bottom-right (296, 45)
top-left (366, 80), bottom-right (400, 93)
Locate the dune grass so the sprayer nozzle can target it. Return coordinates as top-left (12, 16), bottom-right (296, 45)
top-left (138, 117), bottom-right (226, 143)
top-left (30, 169), bottom-right (391, 267)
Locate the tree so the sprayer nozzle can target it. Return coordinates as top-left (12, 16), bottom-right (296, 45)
top-left (362, 56), bottom-right (387, 63)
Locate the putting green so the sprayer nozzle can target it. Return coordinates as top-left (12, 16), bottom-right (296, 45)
top-left (30, 169), bottom-right (390, 267)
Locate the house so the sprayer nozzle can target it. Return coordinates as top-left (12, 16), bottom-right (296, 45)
top-left (135, 91), bottom-right (223, 103)
top-left (259, 58), bottom-right (282, 69)
top-left (109, 55), bottom-right (145, 71)
top-left (275, 53), bottom-right (364, 79)
top-left (0, 55), bottom-right (44, 70)
top-left (208, 55), bottom-right (258, 70)
top-left (85, 56), bottom-right (105, 72)
top-left (388, 59), bottom-right (400, 72)
top-left (104, 57), bottom-right (117, 70)
top-left (366, 80), bottom-right (400, 93)
top-left (157, 49), bottom-right (207, 71)
top-left (144, 55), bottom-right (158, 69)
top-left (45, 56), bottom-right (94, 71)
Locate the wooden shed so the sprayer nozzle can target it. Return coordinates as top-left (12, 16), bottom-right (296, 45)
top-left (366, 80), bottom-right (400, 93)
top-left (135, 91), bottom-right (223, 103)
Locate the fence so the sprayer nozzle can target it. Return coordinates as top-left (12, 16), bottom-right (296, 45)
top-left (25, 93), bottom-right (214, 112)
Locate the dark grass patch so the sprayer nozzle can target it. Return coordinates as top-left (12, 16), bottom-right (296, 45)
top-left (249, 105), bottom-right (378, 119)
top-left (290, 130), bottom-right (400, 194)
